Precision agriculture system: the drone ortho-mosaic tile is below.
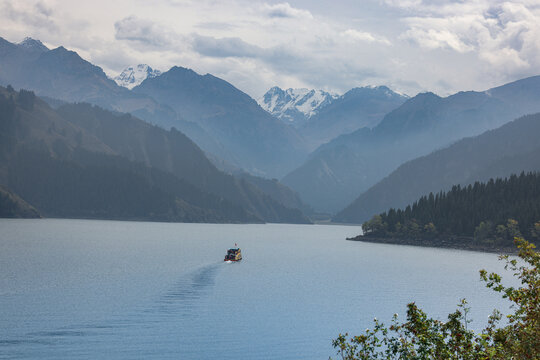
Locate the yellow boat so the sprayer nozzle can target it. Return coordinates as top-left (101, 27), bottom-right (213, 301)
top-left (224, 247), bottom-right (242, 262)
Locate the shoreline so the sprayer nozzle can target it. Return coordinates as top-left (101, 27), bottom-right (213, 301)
top-left (347, 235), bottom-right (517, 254)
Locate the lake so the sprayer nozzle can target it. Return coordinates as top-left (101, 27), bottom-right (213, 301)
top-left (0, 219), bottom-right (514, 359)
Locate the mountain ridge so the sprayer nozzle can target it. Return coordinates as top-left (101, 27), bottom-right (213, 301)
top-left (134, 66), bottom-right (309, 177)
top-left (334, 113), bottom-right (540, 223)
top-left (283, 75), bottom-right (540, 213)
top-left (298, 85), bottom-right (408, 150)
top-left (0, 37), bottom-right (179, 129)
top-left (0, 86), bottom-right (310, 223)
top-left (0, 37), bottom-right (309, 178)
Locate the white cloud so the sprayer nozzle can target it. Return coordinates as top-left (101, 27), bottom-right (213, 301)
top-left (382, 0), bottom-right (423, 10)
top-left (114, 16), bottom-right (176, 47)
top-left (387, 0), bottom-right (540, 82)
top-left (1, 1), bottom-right (57, 33)
top-left (400, 24), bottom-right (475, 53)
top-left (341, 29), bottom-right (391, 45)
top-left (0, 0), bottom-right (539, 99)
top-left (262, 2), bottom-right (313, 19)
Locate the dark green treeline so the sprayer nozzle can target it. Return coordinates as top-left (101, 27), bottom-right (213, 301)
top-left (362, 172), bottom-right (540, 246)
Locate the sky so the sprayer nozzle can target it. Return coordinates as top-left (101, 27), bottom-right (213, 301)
top-left (1, 0), bottom-right (540, 98)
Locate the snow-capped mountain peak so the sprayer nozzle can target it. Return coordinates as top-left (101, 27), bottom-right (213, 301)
top-left (114, 64), bottom-right (161, 89)
top-left (258, 87), bottom-right (338, 126)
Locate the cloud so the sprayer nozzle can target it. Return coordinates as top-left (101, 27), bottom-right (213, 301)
top-left (114, 16), bottom-right (176, 47)
top-left (262, 2), bottom-right (313, 19)
top-left (382, 0), bottom-right (423, 9)
top-left (1, 1), bottom-right (57, 32)
top-left (341, 29), bottom-right (391, 45)
top-left (192, 35), bottom-right (264, 58)
top-left (35, 1), bottom-right (53, 17)
top-left (195, 21), bottom-right (238, 31)
top-left (392, 1), bottom-right (540, 78)
top-left (400, 25), bottom-right (474, 52)
top-left (1, 0), bottom-right (540, 99)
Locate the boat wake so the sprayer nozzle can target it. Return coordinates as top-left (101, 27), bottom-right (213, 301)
top-left (4, 263), bottom-right (226, 354)
top-left (155, 263), bottom-right (222, 316)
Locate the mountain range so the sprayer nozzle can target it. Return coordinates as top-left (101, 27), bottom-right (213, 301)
top-left (2, 35), bottom-right (540, 225)
top-left (0, 37), bottom-right (178, 128)
top-left (0, 86), bottom-right (310, 223)
top-left (283, 76), bottom-right (540, 213)
top-left (335, 113), bottom-right (540, 223)
top-left (133, 66), bottom-right (308, 177)
top-left (0, 37), bottom-right (308, 178)
top-left (258, 86), bottom-right (408, 151)
top-left (297, 86), bottom-right (408, 150)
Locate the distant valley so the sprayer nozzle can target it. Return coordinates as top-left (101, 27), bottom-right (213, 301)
top-left (1, 36), bottom-right (540, 228)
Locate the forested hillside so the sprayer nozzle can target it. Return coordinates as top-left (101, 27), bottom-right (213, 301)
top-left (335, 113), bottom-right (540, 223)
top-left (0, 86), bottom-right (310, 223)
top-left (56, 102), bottom-right (309, 223)
top-left (356, 172), bottom-right (540, 249)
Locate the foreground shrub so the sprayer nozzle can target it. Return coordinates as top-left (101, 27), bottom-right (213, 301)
top-left (333, 238), bottom-right (539, 359)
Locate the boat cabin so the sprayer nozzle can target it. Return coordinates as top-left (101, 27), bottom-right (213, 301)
top-left (224, 248), bottom-right (242, 261)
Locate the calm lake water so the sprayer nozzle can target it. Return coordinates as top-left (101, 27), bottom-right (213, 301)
top-left (0, 219), bottom-right (514, 359)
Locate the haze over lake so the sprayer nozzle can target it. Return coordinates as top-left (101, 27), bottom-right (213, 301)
top-left (0, 219), bottom-right (513, 359)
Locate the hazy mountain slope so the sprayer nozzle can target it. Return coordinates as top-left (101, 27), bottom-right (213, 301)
top-left (487, 75), bottom-right (540, 114)
top-left (299, 86), bottom-right (407, 150)
top-left (56, 103), bottom-right (310, 223)
top-left (0, 37), bottom-right (178, 128)
top-left (235, 172), bottom-right (311, 214)
top-left (133, 66), bottom-right (309, 177)
top-left (202, 153), bottom-right (311, 212)
top-left (0, 184), bottom-right (41, 218)
top-left (8, 148), bottom-right (258, 222)
top-left (0, 87), bottom-right (260, 222)
top-left (335, 113), bottom-right (540, 223)
top-left (283, 76), bottom-right (540, 213)
top-left (0, 87), bottom-right (309, 223)
top-left (0, 37), bottom-right (46, 77)
top-left (0, 38), bottom-right (308, 178)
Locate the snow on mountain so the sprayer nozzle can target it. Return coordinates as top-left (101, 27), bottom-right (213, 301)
top-left (114, 64), bottom-right (161, 89)
top-left (258, 87), bottom-right (339, 126)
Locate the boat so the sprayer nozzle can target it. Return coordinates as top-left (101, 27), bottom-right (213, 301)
top-left (224, 247), bottom-right (242, 262)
